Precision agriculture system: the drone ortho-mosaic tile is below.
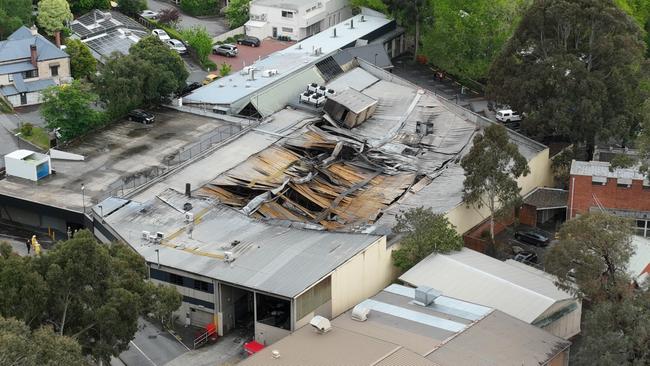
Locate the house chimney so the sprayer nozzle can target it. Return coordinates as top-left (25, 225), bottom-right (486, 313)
top-left (30, 45), bottom-right (37, 67)
top-left (54, 31), bottom-right (61, 48)
top-left (29, 25), bottom-right (37, 36)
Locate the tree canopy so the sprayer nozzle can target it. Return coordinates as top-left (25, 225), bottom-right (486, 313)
top-left (64, 38), bottom-right (97, 80)
top-left (461, 124), bottom-right (529, 240)
top-left (391, 207), bottom-right (463, 272)
top-left (572, 290), bottom-right (650, 365)
top-left (117, 0), bottom-right (146, 17)
top-left (487, 0), bottom-right (647, 157)
top-left (545, 213), bottom-right (634, 302)
top-left (36, 0), bottom-right (73, 36)
top-left (41, 81), bottom-right (104, 141)
top-left (95, 36), bottom-right (188, 118)
top-left (224, 0), bottom-right (249, 28)
top-left (0, 0), bottom-right (32, 39)
top-left (0, 230), bottom-right (182, 364)
top-left (0, 316), bottom-right (86, 366)
top-left (68, 0), bottom-right (110, 15)
top-left (421, 0), bottom-right (529, 81)
top-left (181, 26), bottom-right (213, 67)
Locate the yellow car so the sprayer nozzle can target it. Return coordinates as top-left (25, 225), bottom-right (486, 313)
top-left (202, 73), bottom-right (220, 85)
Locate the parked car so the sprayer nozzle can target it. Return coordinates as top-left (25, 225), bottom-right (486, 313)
top-left (212, 44), bottom-right (238, 57)
top-left (202, 73), bottom-right (220, 85)
top-left (167, 39), bottom-right (187, 54)
top-left (514, 250), bottom-right (538, 264)
top-left (514, 230), bottom-right (550, 247)
top-left (128, 109), bottom-right (155, 124)
top-left (152, 29), bottom-right (170, 41)
top-left (140, 10), bottom-right (159, 19)
top-left (181, 82), bottom-right (202, 95)
top-left (496, 109), bottom-right (522, 122)
top-left (237, 36), bottom-right (261, 47)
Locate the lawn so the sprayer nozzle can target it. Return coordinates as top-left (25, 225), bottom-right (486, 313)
top-left (14, 126), bottom-right (50, 150)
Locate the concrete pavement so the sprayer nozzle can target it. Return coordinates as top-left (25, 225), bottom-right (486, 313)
top-left (119, 318), bottom-right (189, 366)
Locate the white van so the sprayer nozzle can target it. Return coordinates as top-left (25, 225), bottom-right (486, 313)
top-left (496, 109), bottom-right (522, 122)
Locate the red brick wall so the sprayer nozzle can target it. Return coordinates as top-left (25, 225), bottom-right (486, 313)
top-left (519, 204), bottom-right (537, 227)
top-left (568, 175), bottom-right (650, 217)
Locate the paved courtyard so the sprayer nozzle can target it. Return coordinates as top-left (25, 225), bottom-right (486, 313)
top-left (146, 0), bottom-right (228, 37)
top-left (209, 38), bottom-right (295, 73)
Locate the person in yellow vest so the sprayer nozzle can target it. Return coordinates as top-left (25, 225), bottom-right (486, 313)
top-left (31, 235), bottom-right (41, 255)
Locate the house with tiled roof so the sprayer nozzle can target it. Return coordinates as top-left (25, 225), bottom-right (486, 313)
top-left (0, 26), bottom-right (71, 107)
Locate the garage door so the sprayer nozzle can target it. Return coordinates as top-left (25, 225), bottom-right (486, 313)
top-left (190, 308), bottom-right (214, 327)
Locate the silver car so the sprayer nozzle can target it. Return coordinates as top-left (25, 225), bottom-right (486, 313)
top-left (167, 39), bottom-right (187, 54)
top-left (212, 44), bottom-right (238, 57)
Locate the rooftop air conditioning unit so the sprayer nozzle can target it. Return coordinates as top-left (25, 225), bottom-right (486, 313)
top-left (156, 232), bottom-right (164, 240)
top-left (141, 230), bottom-right (150, 240)
top-left (351, 304), bottom-right (370, 322)
top-left (224, 251), bottom-right (234, 262)
top-left (310, 315), bottom-right (331, 333)
top-left (184, 212), bottom-right (194, 223)
top-left (148, 234), bottom-right (158, 243)
top-left (308, 83), bottom-right (318, 92)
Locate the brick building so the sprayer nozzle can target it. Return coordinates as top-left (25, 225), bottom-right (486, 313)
top-left (569, 161), bottom-right (650, 236)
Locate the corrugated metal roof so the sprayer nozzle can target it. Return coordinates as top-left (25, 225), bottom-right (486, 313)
top-left (399, 248), bottom-right (574, 323)
top-left (105, 188), bottom-right (381, 298)
top-left (326, 88), bottom-right (377, 114)
top-left (238, 284), bottom-right (570, 366)
top-left (570, 160), bottom-right (645, 180)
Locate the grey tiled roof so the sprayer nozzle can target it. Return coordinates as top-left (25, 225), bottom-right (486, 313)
top-left (0, 26), bottom-right (69, 63)
top-left (0, 72), bottom-right (56, 96)
top-left (0, 61), bottom-right (36, 75)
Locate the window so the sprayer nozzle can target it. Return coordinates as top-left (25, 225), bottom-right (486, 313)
top-left (281, 10), bottom-right (294, 18)
top-left (296, 276), bottom-right (331, 320)
top-left (8, 74), bottom-right (14, 82)
top-left (23, 69), bottom-right (38, 79)
top-left (193, 279), bottom-right (210, 292)
top-left (50, 65), bottom-right (59, 77)
top-left (169, 273), bottom-right (184, 286)
top-left (282, 27), bottom-right (293, 33)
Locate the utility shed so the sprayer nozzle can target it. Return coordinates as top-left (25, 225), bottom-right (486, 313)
top-left (4, 149), bottom-right (51, 181)
top-left (324, 88), bottom-right (378, 128)
top-left (399, 248), bottom-right (581, 339)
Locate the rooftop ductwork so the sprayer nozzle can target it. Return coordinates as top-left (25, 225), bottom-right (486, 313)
top-left (414, 286), bottom-right (442, 306)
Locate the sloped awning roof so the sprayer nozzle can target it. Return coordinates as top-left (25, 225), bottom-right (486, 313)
top-left (523, 187), bottom-right (568, 209)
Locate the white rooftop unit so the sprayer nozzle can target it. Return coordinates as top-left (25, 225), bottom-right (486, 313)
top-left (4, 149), bottom-right (52, 182)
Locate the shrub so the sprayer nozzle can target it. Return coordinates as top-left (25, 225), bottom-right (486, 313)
top-left (203, 60), bottom-right (217, 71)
top-left (219, 62), bottom-right (231, 76)
top-left (20, 122), bottom-right (33, 136)
top-left (180, 0), bottom-right (218, 16)
top-left (159, 8), bottom-right (180, 25)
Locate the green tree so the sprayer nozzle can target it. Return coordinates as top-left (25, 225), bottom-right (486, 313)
top-left (421, 0), bottom-right (529, 82)
top-left (0, 0), bottom-right (33, 39)
top-left (181, 26), bottom-right (213, 67)
top-left (0, 316), bottom-right (86, 366)
top-left (95, 36), bottom-right (188, 117)
top-left (572, 290), bottom-right (650, 365)
top-left (224, 0), bottom-right (249, 28)
top-left (487, 0), bottom-right (647, 158)
top-left (180, 0), bottom-right (218, 17)
top-left (391, 207), bottom-right (463, 272)
top-left (36, 0), bottom-right (73, 36)
top-left (159, 7), bottom-right (180, 25)
top-left (68, 0), bottom-right (110, 14)
top-left (41, 81), bottom-right (103, 141)
top-left (616, 0), bottom-right (650, 55)
top-left (461, 124), bottom-right (529, 241)
top-left (118, 0), bottom-right (146, 17)
top-left (545, 213), bottom-right (634, 302)
top-left (550, 145), bottom-right (578, 189)
top-left (143, 284), bottom-right (182, 327)
top-left (387, 0), bottom-right (432, 61)
top-left (64, 39), bottom-right (97, 80)
top-left (0, 252), bottom-right (48, 326)
top-left (350, 0), bottom-right (389, 14)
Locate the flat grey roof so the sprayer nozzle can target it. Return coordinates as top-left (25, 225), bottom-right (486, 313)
top-left (183, 14), bottom-right (391, 107)
top-left (104, 188), bottom-right (381, 298)
top-left (0, 110), bottom-right (232, 212)
top-left (239, 284), bottom-right (570, 366)
top-left (570, 160), bottom-right (645, 180)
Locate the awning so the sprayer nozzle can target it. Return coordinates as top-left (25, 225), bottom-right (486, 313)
top-left (245, 20), bottom-right (267, 28)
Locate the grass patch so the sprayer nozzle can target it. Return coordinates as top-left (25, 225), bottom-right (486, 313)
top-left (0, 97), bottom-right (13, 113)
top-left (14, 125), bottom-right (50, 150)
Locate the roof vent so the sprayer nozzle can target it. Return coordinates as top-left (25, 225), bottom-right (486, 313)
top-left (272, 350), bottom-right (280, 359)
top-left (351, 304), bottom-right (370, 322)
top-left (183, 202), bottom-right (193, 211)
top-left (414, 286), bottom-right (441, 306)
top-left (224, 251), bottom-right (234, 262)
top-left (360, 15), bottom-right (366, 22)
top-left (332, 27), bottom-right (337, 38)
top-left (309, 315), bottom-right (331, 334)
top-left (350, 19), bottom-right (354, 29)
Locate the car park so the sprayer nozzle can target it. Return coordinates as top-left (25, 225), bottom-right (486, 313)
top-left (140, 10), bottom-right (159, 19)
top-left (496, 109), bottom-right (522, 122)
top-left (152, 29), bottom-right (170, 42)
top-left (514, 230), bottom-right (550, 247)
top-left (167, 39), bottom-right (187, 54)
top-left (128, 109), bottom-right (155, 124)
top-left (237, 36), bottom-right (261, 47)
top-left (212, 44), bottom-right (238, 57)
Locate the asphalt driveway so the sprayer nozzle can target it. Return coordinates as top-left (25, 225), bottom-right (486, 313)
top-left (146, 0), bottom-right (228, 37)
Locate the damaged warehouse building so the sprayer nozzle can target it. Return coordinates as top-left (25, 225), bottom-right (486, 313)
top-left (96, 49), bottom-right (553, 347)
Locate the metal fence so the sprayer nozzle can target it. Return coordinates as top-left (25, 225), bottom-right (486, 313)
top-left (98, 123), bottom-right (244, 201)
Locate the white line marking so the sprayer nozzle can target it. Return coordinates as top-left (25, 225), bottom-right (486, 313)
top-left (129, 340), bottom-right (157, 366)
